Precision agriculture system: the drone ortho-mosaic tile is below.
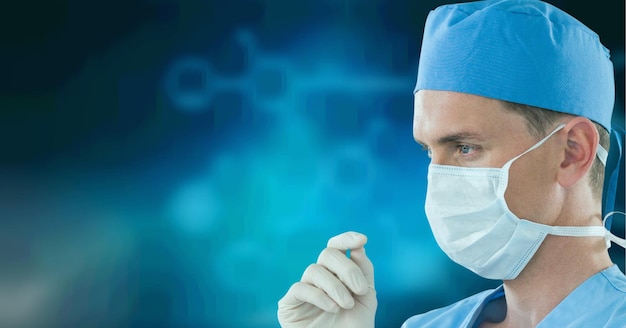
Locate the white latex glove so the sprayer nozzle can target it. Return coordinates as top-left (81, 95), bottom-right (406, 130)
top-left (277, 231), bottom-right (377, 328)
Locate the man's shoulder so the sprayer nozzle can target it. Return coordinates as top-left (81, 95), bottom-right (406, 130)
top-left (401, 287), bottom-right (502, 328)
top-left (599, 264), bottom-right (626, 293)
top-left (536, 265), bottom-right (626, 327)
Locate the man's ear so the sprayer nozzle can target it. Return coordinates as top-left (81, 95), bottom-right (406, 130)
top-left (557, 117), bottom-right (599, 188)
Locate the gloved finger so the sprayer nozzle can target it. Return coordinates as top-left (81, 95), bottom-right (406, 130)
top-left (317, 247), bottom-right (369, 296)
top-left (326, 231), bottom-right (367, 251)
top-left (301, 263), bottom-right (355, 309)
top-left (348, 247), bottom-right (375, 289)
top-left (326, 232), bottom-right (374, 290)
top-left (278, 281), bottom-right (340, 314)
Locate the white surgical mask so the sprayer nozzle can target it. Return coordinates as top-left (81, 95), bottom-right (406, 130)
top-left (424, 124), bottom-right (624, 280)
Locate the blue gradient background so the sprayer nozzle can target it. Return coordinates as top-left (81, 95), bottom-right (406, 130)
top-left (1, 1), bottom-right (623, 327)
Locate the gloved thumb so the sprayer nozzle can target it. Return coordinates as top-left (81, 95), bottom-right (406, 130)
top-left (326, 231), bottom-right (367, 250)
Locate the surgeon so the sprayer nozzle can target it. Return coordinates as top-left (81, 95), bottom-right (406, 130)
top-left (277, 0), bottom-right (626, 327)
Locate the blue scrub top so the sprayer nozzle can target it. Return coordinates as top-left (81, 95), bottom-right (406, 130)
top-left (402, 265), bottom-right (626, 327)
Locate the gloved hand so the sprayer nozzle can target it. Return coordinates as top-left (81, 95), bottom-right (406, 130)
top-left (277, 231), bottom-right (377, 328)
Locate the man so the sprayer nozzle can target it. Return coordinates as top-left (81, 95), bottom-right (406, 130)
top-left (277, 0), bottom-right (626, 327)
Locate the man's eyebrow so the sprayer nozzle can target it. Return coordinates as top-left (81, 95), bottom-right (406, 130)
top-left (436, 132), bottom-right (485, 145)
top-left (415, 132), bottom-right (485, 147)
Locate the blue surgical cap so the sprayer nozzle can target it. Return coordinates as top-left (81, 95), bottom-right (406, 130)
top-left (415, 0), bottom-right (615, 132)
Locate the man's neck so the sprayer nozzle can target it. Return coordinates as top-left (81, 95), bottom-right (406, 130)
top-left (488, 234), bottom-right (613, 327)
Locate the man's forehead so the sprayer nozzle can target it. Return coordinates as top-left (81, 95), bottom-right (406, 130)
top-left (412, 90), bottom-right (525, 144)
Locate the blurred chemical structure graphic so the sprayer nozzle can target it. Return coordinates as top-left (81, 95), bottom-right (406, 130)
top-left (162, 29), bottom-right (414, 115)
top-left (163, 56), bottom-right (213, 112)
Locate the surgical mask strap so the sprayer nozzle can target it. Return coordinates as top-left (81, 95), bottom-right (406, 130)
top-left (596, 144), bottom-right (608, 166)
top-left (497, 124), bottom-right (566, 195)
top-left (498, 123), bottom-right (609, 196)
top-left (602, 211), bottom-right (626, 249)
top-left (501, 124), bottom-right (566, 172)
top-left (602, 125), bottom-right (624, 225)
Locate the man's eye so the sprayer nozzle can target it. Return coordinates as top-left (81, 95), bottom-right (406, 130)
top-left (458, 145), bottom-right (475, 155)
